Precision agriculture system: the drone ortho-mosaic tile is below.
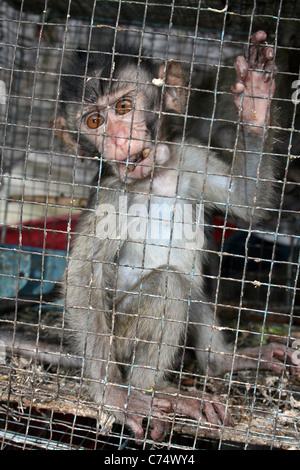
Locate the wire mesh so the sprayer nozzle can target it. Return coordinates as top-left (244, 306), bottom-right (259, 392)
top-left (0, 0), bottom-right (299, 451)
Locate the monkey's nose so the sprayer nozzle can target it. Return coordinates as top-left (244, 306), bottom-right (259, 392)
top-left (115, 136), bottom-right (129, 147)
top-left (113, 136), bottom-right (132, 160)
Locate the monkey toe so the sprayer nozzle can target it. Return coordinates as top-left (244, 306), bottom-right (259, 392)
top-left (150, 418), bottom-right (170, 442)
top-left (170, 393), bottom-right (233, 428)
top-left (153, 397), bottom-right (173, 413)
top-left (126, 416), bottom-right (145, 441)
top-left (260, 343), bottom-right (300, 375)
top-left (202, 396), bottom-right (233, 427)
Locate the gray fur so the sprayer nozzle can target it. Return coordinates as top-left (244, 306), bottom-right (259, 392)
top-left (58, 42), bottom-right (295, 437)
top-left (64, 131), bottom-right (276, 397)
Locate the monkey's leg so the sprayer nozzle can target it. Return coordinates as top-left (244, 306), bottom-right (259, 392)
top-left (189, 303), bottom-right (234, 376)
top-left (65, 268), bottom-right (172, 441)
top-left (115, 270), bottom-right (232, 428)
top-left (218, 343), bottom-right (299, 376)
top-left (190, 305), bottom-right (299, 377)
top-left (77, 309), bottom-right (173, 442)
top-left (114, 270), bottom-right (189, 391)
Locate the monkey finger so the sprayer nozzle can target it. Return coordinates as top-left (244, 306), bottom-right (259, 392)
top-left (250, 30), bottom-right (267, 45)
top-left (248, 44), bottom-right (259, 68)
top-left (231, 82), bottom-right (244, 95)
top-left (234, 55), bottom-right (248, 83)
top-left (263, 61), bottom-right (277, 82)
top-left (264, 47), bottom-right (275, 62)
top-left (257, 46), bottom-right (274, 69)
top-left (248, 31), bottom-right (268, 67)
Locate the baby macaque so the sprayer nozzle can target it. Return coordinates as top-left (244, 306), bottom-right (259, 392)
top-left (55, 31), bottom-right (298, 441)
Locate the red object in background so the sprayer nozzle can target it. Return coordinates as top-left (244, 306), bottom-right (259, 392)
top-left (1, 215), bottom-right (235, 251)
top-left (213, 217), bottom-right (236, 244)
top-left (0, 215), bottom-right (80, 250)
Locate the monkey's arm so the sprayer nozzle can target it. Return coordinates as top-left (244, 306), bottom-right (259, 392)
top-left (184, 30), bottom-right (277, 224)
top-left (209, 132), bottom-right (276, 223)
top-left (180, 131), bottom-right (275, 224)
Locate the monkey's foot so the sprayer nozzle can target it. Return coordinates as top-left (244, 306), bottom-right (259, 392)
top-left (236, 342), bottom-right (300, 376)
top-left (157, 390), bottom-right (233, 428)
top-left (101, 388), bottom-right (233, 441)
top-left (231, 30), bottom-right (276, 134)
top-left (99, 388), bottom-right (172, 442)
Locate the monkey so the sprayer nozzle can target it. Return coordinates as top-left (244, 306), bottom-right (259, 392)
top-left (54, 31), bottom-right (299, 442)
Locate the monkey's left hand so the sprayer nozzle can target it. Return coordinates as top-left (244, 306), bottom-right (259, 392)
top-left (231, 30), bottom-right (276, 134)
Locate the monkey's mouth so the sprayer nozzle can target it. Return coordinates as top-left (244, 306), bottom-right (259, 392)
top-left (126, 148), bottom-right (151, 171)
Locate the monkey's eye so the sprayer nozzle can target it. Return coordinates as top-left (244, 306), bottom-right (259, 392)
top-left (115, 99), bottom-right (133, 115)
top-left (85, 112), bottom-right (104, 129)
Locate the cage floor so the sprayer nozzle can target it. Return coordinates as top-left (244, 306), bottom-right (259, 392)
top-left (0, 306), bottom-right (299, 450)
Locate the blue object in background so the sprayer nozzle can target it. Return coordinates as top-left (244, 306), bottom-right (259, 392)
top-left (0, 245), bottom-right (66, 298)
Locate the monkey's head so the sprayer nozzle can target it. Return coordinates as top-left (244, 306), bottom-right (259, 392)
top-left (55, 43), bottom-right (187, 181)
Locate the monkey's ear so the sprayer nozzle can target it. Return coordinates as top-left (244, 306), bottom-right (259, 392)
top-left (52, 116), bottom-right (86, 161)
top-left (52, 116), bottom-right (77, 150)
top-left (158, 61), bottom-right (187, 114)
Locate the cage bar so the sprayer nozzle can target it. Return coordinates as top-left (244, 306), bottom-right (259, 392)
top-left (0, 0), bottom-right (299, 451)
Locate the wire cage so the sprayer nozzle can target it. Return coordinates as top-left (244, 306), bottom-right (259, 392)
top-left (0, 0), bottom-right (299, 451)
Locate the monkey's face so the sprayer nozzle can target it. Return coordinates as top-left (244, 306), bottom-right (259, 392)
top-left (78, 85), bottom-right (170, 181)
top-left (57, 52), bottom-right (186, 181)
